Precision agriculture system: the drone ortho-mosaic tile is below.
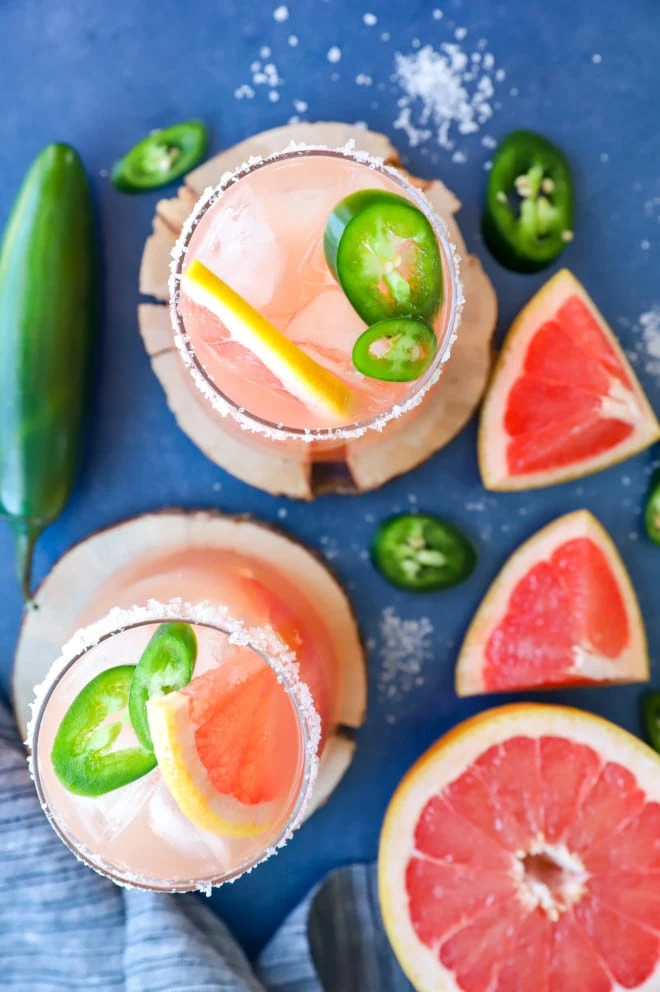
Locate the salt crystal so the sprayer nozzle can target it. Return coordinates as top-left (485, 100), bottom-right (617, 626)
top-left (356, 73), bottom-right (373, 86)
top-left (293, 98), bottom-right (308, 112)
top-left (412, 38), bottom-right (421, 49)
top-left (432, 8), bottom-right (443, 18)
top-left (452, 150), bottom-right (467, 163)
top-left (288, 34), bottom-right (299, 46)
top-left (495, 68), bottom-right (506, 81)
top-left (482, 134), bottom-right (496, 148)
top-left (592, 53), bottom-right (602, 64)
top-left (327, 45), bottom-right (342, 63)
top-left (277, 507), bottom-right (288, 518)
top-left (455, 26), bottom-right (467, 40)
top-left (260, 45), bottom-right (272, 58)
top-left (600, 152), bottom-right (609, 163)
top-left (273, 5), bottom-right (289, 21)
top-left (363, 12), bottom-right (377, 25)
top-left (269, 90), bottom-right (280, 102)
top-left (641, 239), bottom-right (650, 250)
top-left (380, 31), bottom-right (391, 41)
top-left (234, 84), bottom-right (255, 100)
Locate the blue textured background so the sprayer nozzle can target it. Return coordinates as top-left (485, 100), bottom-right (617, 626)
top-left (0, 0), bottom-right (658, 958)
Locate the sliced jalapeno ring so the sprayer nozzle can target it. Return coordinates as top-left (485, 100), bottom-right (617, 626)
top-left (324, 189), bottom-right (442, 324)
top-left (111, 120), bottom-right (208, 193)
top-left (353, 317), bottom-right (437, 382)
top-left (371, 513), bottom-right (477, 592)
top-left (51, 665), bottom-right (156, 797)
top-left (128, 622), bottom-right (197, 750)
top-left (644, 470), bottom-right (660, 545)
top-left (483, 129), bottom-right (575, 273)
top-left (642, 691), bottom-right (660, 754)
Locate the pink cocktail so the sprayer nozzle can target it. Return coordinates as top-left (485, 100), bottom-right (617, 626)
top-left (171, 145), bottom-right (461, 457)
top-left (29, 601), bottom-right (320, 891)
top-left (27, 526), bottom-right (360, 891)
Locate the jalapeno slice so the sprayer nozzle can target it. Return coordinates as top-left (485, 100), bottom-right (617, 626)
top-left (371, 513), bottom-right (477, 591)
top-left (642, 691), bottom-right (660, 754)
top-left (111, 120), bottom-right (208, 193)
top-left (51, 666), bottom-right (156, 797)
top-left (353, 317), bottom-right (437, 382)
top-left (644, 470), bottom-right (660, 545)
top-left (483, 130), bottom-right (574, 273)
top-left (128, 622), bottom-right (197, 750)
top-left (324, 190), bottom-right (442, 324)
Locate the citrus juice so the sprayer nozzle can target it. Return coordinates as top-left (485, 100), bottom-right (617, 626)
top-left (172, 147), bottom-right (459, 443)
top-left (30, 603), bottom-right (320, 891)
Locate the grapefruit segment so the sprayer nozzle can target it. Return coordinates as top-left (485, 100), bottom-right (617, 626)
top-left (479, 270), bottom-right (659, 490)
top-left (455, 510), bottom-right (649, 696)
top-left (378, 704), bottom-right (660, 992)
top-left (148, 654), bottom-right (303, 837)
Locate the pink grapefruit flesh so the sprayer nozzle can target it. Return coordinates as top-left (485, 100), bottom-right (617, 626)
top-left (455, 511), bottom-right (648, 696)
top-left (379, 703), bottom-right (660, 992)
top-left (479, 270), bottom-right (659, 490)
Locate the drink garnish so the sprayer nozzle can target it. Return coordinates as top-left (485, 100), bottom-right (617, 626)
top-left (371, 513), bottom-right (477, 592)
top-left (51, 666), bottom-right (156, 797)
top-left (352, 316), bottom-right (437, 382)
top-left (482, 129), bottom-right (574, 272)
top-left (147, 664), bottom-right (300, 837)
top-left (181, 259), bottom-right (354, 420)
top-left (324, 189), bottom-right (442, 325)
top-left (128, 622), bottom-right (197, 750)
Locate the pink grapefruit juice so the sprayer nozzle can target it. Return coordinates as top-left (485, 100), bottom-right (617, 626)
top-left (174, 148), bottom-right (458, 440)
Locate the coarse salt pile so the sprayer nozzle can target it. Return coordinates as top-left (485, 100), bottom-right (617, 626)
top-left (393, 41), bottom-right (502, 151)
top-left (372, 606), bottom-right (434, 715)
top-left (638, 307), bottom-right (660, 377)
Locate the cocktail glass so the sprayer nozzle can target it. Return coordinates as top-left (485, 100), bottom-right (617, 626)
top-left (29, 601), bottom-right (320, 892)
top-left (170, 144), bottom-right (462, 463)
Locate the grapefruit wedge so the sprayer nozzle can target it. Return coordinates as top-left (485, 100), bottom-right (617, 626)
top-left (379, 703), bottom-right (660, 992)
top-left (479, 269), bottom-right (659, 490)
top-left (455, 510), bottom-right (648, 696)
top-left (148, 653), bottom-right (305, 837)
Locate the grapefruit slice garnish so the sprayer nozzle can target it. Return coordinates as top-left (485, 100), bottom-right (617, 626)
top-left (379, 703), bottom-right (660, 992)
top-left (479, 269), bottom-right (659, 490)
top-left (148, 654), bottom-right (303, 837)
top-left (181, 259), bottom-right (354, 421)
top-left (455, 510), bottom-right (648, 695)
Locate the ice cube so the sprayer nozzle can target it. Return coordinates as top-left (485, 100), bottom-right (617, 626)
top-left (92, 769), bottom-right (161, 842)
top-left (195, 184), bottom-right (284, 311)
top-left (148, 779), bottom-right (230, 865)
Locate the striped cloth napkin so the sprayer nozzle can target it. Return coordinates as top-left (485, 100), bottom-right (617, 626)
top-left (0, 697), bottom-right (412, 991)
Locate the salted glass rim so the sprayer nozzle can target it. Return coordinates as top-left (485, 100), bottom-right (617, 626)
top-left (169, 142), bottom-right (464, 443)
top-left (27, 599), bottom-right (321, 893)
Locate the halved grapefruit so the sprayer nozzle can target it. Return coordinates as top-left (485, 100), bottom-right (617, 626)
top-left (479, 269), bottom-right (659, 490)
top-left (148, 651), bottom-right (304, 837)
top-left (455, 510), bottom-right (648, 696)
top-left (379, 703), bottom-right (660, 992)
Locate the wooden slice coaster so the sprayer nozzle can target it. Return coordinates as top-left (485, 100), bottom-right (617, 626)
top-left (139, 122), bottom-right (498, 498)
top-left (13, 509), bottom-right (367, 818)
